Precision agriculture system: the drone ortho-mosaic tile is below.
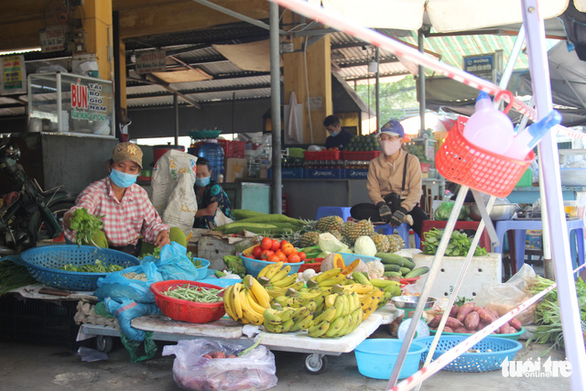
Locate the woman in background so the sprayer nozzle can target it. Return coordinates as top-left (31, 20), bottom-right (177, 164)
top-left (193, 157), bottom-right (234, 229)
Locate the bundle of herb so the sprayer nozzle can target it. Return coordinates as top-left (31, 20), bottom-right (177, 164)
top-left (0, 260), bottom-right (38, 296)
top-left (422, 228), bottom-right (488, 257)
top-left (69, 208), bottom-right (105, 246)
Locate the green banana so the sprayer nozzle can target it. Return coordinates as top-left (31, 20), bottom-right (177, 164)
top-left (332, 314), bottom-right (351, 338)
top-left (314, 268), bottom-right (342, 283)
top-left (263, 308), bottom-right (284, 325)
top-left (293, 313), bottom-right (313, 331)
top-left (352, 271), bottom-right (372, 286)
top-left (281, 318), bottom-right (295, 332)
top-left (333, 296), bottom-right (345, 319)
top-left (325, 315), bottom-right (346, 337)
top-left (313, 306), bottom-right (337, 324)
top-left (264, 322), bottom-right (284, 333)
top-left (307, 320), bottom-right (330, 338)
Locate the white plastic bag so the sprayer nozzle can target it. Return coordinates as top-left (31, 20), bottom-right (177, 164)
top-left (152, 150), bottom-right (198, 235)
top-left (162, 339), bottom-right (278, 391)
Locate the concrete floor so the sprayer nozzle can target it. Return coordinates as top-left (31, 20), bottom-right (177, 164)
top-left (0, 325), bottom-right (574, 391)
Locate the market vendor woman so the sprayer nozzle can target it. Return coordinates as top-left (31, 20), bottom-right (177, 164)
top-left (351, 120), bottom-right (428, 237)
top-left (193, 157), bottom-right (234, 229)
top-left (63, 142), bottom-right (185, 255)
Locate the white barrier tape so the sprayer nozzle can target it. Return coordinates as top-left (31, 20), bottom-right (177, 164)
top-left (272, 0), bottom-right (586, 142)
top-left (392, 263), bottom-right (586, 391)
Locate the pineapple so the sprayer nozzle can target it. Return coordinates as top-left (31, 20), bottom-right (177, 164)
top-left (300, 231), bottom-right (320, 247)
top-left (340, 221), bottom-right (355, 242)
top-left (348, 219), bottom-right (375, 244)
top-left (369, 233), bottom-right (390, 253)
top-left (387, 234), bottom-right (405, 253)
top-left (280, 230), bottom-right (303, 247)
top-left (327, 230), bottom-right (344, 242)
top-left (316, 215), bottom-right (344, 232)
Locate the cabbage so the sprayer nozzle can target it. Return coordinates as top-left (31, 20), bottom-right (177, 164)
top-left (318, 233), bottom-right (349, 254)
top-left (353, 236), bottom-right (377, 257)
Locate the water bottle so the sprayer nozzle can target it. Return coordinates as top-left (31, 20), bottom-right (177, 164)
top-left (503, 110), bottom-right (562, 160)
top-left (463, 91), bottom-right (515, 154)
top-left (197, 139), bottom-right (224, 183)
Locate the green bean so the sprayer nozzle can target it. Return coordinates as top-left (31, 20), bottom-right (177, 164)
top-left (162, 285), bottom-right (223, 303)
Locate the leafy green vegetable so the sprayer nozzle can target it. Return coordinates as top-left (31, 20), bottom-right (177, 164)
top-left (434, 202), bottom-right (469, 221)
top-left (60, 259), bottom-right (123, 273)
top-left (0, 260), bottom-right (38, 296)
top-left (69, 208), bottom-right (105, 246)
top-left (422, 228), bottom-right (488, 257)
top-left (223, 255), bottom-right (246, 278)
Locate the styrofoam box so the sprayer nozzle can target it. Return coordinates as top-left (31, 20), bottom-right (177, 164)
top-left (413, 253), bottom-right (502, 300)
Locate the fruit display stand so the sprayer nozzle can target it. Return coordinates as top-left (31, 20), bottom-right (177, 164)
top-left (79, 303), bottom-right (400, 374)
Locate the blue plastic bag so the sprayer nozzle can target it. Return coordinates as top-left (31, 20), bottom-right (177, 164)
top-left (95, 261), bottom-right (163, 303)
top-left (144, 242), bottom-right (200, 281)
top-left (104, 297), bottom-right (159, 342)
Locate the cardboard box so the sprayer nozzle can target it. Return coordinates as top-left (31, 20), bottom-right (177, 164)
top-left (225, 158), bottom-right (247, 182)
top-left (343, 169), bottom-right (368, 179)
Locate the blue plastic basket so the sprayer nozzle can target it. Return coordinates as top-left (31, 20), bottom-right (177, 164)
top-left (19, 245), bottom-right (140, 291)
top-left (339, 252), bottom-right (381, 264)
top-left (418, 336), bottom-right (523, 372)
top-left (239, 253), bottom-right (304, 278)
top-left (430, 326), bottom-right (526, 341)
top-left (191, 257), bottom-right (210, 280)
top-left (354, 338), bottom-right (426, 379)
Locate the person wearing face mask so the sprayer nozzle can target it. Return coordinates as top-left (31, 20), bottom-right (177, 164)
top-left (63, 142), bottom-right (185, 256)
top-left (324, 115), bottom-right (353, 150)
top-left (193, 157), bottom-right (234, 229)
top-left (350, 120), bottom-right (428, 238)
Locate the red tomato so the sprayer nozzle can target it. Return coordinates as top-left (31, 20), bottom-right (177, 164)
top-left (260, 237), bottom-right (273, 250)
top-left (260, 249), bottom-right (274, 260)
top-left (298, 251), bottom-right (306, 261)
top-left (279, 240), bottom-right (290, 249)
top-left (275, 250), bottom-right (287, 263)
top-left (271, 239), bottom-right (280, 251)
top-left (252, 245), bottom-right (262, 258)
top-left (288, 253), bottom-right (301, 263)
top-left (268, 255), bottom-right (280, 263)
top-left (281, 242), bottom-right (295, 256)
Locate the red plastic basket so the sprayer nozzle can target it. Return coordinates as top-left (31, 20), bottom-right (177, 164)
top-left (298, 259), bottom-right (323, 273)
top-left (341, 150), bottom-right (380, 160)
top-left (218, 140), bottom-right (246, 158)
top-left (436, 116), bottom-right (535, 198)
top-left (304, 150), bottom-right (341, 160)
top-left (150, 280), bottom-right (226, 323)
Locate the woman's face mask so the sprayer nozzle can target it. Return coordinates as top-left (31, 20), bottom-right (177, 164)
top-left (330, 131), bottom-right (340, 137)
top-left (196, 176), bottom-right (211, 187)
top-left (380, 138), bottom-right (402, 156)
top-left (110, 168), bottom-right (138, 188)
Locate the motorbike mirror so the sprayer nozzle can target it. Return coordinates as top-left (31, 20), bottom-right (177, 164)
top-left (0, 144), bottom-right (21, 161)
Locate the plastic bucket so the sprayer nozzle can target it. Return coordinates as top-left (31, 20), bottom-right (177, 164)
top-left (354, 338), bottom-right (425, 379)
top-left (153, 145), bottom-right (185, 164)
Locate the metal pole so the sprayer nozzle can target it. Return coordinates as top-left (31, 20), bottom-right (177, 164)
top-left (522, 1), bottom-right (586, 389)
top-left (417, 29), bottom-right (425, 136)
top-left (375, 47), bottom-right (380, 131)
top-left (174, 93), bottom-right (179, 146)
top-left (270, 1), bottom-right (282, 214)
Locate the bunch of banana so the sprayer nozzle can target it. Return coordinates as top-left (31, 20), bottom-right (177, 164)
top-left (359, 287), bottom-right (384, 320)
top-left (273, 288), bottom-right (327, 313)
top-left (352, 271), bottom-right (402, 308)
top-left (307, 290), bottom-right (363, 338)
top-left (223, 274), bottom-right (272, 326)
top-left (305, 268), bottom-right (349, 289)
top-left (257, 261), bottom-right (303, 299)
top-left (263, 304), bottom-right (314, 333)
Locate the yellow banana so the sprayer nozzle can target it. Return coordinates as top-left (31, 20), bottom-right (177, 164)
top-left (314, 268), bottom-right (342, 283)
top-left (290, 306), bottom-right (309, 322)
top-left (223, 285), bottom-right (238, 321)
top-left (333, 295), bottom-right (345, 319)
top-left (313, 306), bottom-right (337, 324)
top-left (304, 300), bottom-right (317, 312)
top-left (336, 314), bottom-right (352, 337)
top-left (324, 293), bottom-right (337, 309)
top-left (326, 315), bottom-right (346, 337)
top-left (270, 265), bottom-right (291, 283)
top-left (248, 291), bottom-right (269, 315)
top-left (263, 308), bottom-right (284, 325)
top-left (264, 261), bottom-right (284, 279)
top-left (277, 308), bottom-right (295, 322)
top-left (347, 292), bottom-right (357, 313)
top-left (345, 283), bottom-right (378, 295)
top-left (294, 313), bottom-right (313, 331)
top-left (257, 263), bottom-right (272, 279)
top-left (232, 283), bottom-right (243, 319)
top-left (271, 274), bottom-right (297, 288)
top-left (244, 275), bottom-right (271, 308)
top-left (240, 289), bottom-right (264, 325)
top-left (307, 320), bottom-right (330, 338)
top-left (319, 274), bottom-right (347, 287)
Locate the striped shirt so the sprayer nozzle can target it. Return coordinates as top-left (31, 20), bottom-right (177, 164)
top-left (65, 177), bottom-right (168, 247)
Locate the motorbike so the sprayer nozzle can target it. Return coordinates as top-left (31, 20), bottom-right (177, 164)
top-left (0, 143), bottom-right (76, 251)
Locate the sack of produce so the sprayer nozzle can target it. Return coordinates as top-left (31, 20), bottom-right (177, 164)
top-left (162, 339), bottom-right (278, 391)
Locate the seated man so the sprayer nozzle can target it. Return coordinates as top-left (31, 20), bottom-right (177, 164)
top-left (193, 157), bottom-right (234, 229)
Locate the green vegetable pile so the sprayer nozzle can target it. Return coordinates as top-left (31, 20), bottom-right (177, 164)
top-left (0, 260), bottom-right (38, 296)
top-left (528, 276), bottom-right (586, 352)
top-left (70, 208), bottom-right (105, 246)
top-left (163, 284), bottom-right (223, 303)
top-left (223, 255), bottom-right (246, 278)
top-left (60, 259), bottom-right (123, 273)
top-left (422, 228), bottom-right (488, 257)
top-left (434, 202), bottom-right (469, 221)
top-left (139, 247), bottom-right (204, 269)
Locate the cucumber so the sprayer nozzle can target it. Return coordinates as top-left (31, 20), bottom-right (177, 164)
top-left (383, 264), bottom-right (401, 273)
top-left (384, 271), bottom-right (402, 278)
top-left (236, 215), bottom-right (304, 227)
top-left (402, 258), bottom-right (415, 269)
top-left (404, 266), bottom-right (430, 279)
top-left (232, 209), bottom-right (267, 220)
top-left (220, 222), bottom-right (278, 234)
top-left (400, 267), bottom-right (412, 276)
top-left (376, 253), bottom-right (406, 267)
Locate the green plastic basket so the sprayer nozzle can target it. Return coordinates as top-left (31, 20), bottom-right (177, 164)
top-left (189, 130), bottom-right (222, 140)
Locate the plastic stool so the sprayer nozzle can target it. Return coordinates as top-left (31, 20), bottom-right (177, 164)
top-left (316, 206), bottom-right (352, 221)
top-left (495, 218), bottom-right (585, 275)
top-left (373, 223), bottom-right (420, 249)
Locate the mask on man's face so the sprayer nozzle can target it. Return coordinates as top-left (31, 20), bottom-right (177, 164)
top-left (330, 131), bottom-right (340, 137)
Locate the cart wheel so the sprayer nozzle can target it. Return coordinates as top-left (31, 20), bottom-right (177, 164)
top-left (304, 353), bottom-right (328, 374)
top-left (96, 336), bottom-right (114, 353)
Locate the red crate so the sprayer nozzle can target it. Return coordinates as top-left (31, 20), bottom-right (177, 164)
top-left (340, 150), bottom-right (380, 160)
top-left (304, 150), bottom-right (341, 160)
top-left (218, 140), bottom-right (246, 158)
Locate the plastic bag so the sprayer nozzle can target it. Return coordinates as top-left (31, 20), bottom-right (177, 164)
top-left (474, 264), bottom-right (537, 325)
top-left (95, 261), bottom-right (163, 303)
top-left (434, 201), bottom-right (469, 221)
top-left (162, 339), bottom-right (278, 391)
top-left (151, 242), bottom-right (200, 281)
top-left (104, 298), bottom-right (160, 342)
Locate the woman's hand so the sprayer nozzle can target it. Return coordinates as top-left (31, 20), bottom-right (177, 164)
top-left (390, 207), bottom-right (408, 227)
top-left (63, 211), bottom-right (73, 229)
top-left (155, 230), bottom-right (171, 248)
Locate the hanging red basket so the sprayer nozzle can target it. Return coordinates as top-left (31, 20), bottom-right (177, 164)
top-left (436, 116), bottom-right (535, 198)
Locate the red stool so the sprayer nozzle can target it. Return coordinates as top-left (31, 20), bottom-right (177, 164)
top-left (420, 220), bottom-right (492, 252)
